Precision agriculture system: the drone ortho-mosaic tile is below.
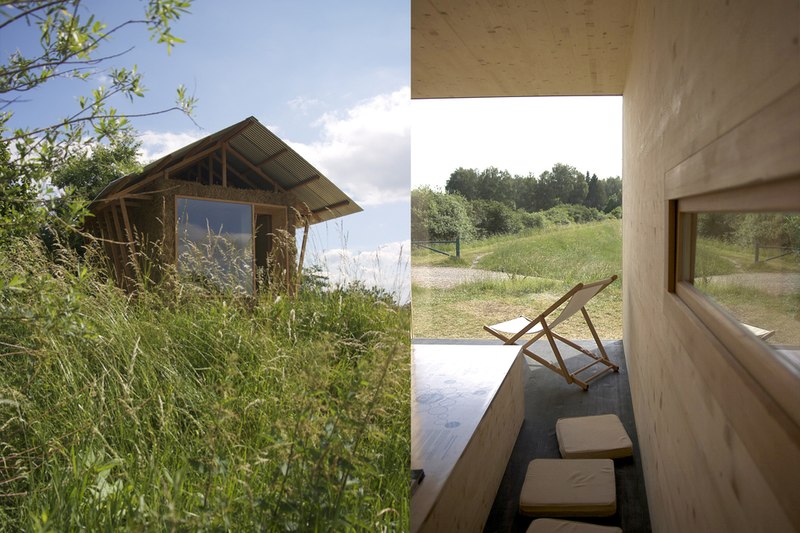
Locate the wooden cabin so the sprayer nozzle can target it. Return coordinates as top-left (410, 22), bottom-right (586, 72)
top-left (412, 1), bottom-right (800, 531)
top-left (88, 116), bottom-right (361, 292)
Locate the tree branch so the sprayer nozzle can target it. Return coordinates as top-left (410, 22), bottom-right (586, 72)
top-left (0, 48), bottom-right (136, 94)
top-left (1, 18), bottom-right (150, 81)
top-left (0, 0), bottom-right (66, 32)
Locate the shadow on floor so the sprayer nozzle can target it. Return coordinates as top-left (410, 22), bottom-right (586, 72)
top-left (412, 338), bottom-right (652, 533)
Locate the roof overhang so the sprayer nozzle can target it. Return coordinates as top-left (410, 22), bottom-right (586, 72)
top-left (412, 0), bottom-right (637, 99)
top-left (91, 116), bottom-right (362, 225)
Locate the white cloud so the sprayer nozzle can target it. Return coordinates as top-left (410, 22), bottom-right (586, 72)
top-left (287, 96), bottom-right (323, 115)
top-left (137, 130), bottom-right (205, 163)
top-left (310, 240), bottom-right (410, 304)
top-left (289, 87), bottom-right (410, 206)
top-left (92, 73), bottom-right (112, 87)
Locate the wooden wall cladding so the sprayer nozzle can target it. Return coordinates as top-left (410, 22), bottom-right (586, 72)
top-left (622, 0), bottom-right (800, 531)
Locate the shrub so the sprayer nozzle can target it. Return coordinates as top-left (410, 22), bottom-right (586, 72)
top-left (542, 204), bottom-right (609, 225)
top-left (542, 205), bottom-right (573, 225)
top-left (520, 211), bottom-right (547, 230)
top-left (469, 199), bottom-right (524, 237)
top-left (411, 187), bottom-right (475, 241)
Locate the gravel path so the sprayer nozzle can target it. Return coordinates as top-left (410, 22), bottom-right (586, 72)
top-left (706, 272), bottom-right (800, 296)
top-left (411, 266), bottom-right (518, 289)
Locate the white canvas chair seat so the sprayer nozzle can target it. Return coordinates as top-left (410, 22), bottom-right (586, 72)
top-left (490, 316), bottom-right (544, 335)
top-left (741, 322), bottom-right (775, 340)
top-left (484, 276), bottom-right (619, 390)
top-left (527, 518), bottom-right (622, 533)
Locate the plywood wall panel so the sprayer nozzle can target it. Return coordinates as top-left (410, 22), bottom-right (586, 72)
top-left (411, 0), bottom-right (637, 97)
top-left (623, 0), bottom-right (800, 531)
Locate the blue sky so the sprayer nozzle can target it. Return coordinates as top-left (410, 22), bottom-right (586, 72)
top-left (2, 0), bottom-right (410, 300)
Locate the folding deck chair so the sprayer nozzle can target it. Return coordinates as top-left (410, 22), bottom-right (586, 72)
top-left (484, 275), bottom-right (619, 390)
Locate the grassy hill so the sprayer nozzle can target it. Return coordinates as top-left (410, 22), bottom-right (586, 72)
top-left (412, 220), bottom-right (624, 339)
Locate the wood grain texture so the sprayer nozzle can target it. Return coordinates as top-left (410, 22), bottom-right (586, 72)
top-left (665, 85), bottom-right (800, 201)
top-left (411, 345), bottom-right (525, 532)
top-left (411, 0), bottom-right (800, 529)
top-left (623, 0), bottom-right (800, 531)
top-left (411, 0), bottom-right (636, 98)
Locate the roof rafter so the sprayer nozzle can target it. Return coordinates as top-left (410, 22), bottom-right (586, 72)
top-left (311, 199), bottom-right (350, 214)
top-left (255, 148), bottom-right (287, 166)
top-left (213, 151), bottom-right (259, 189)
top-left (287, 174), bottom-right (320, 191)
top-left (225, 144), bottom-right (286, 192)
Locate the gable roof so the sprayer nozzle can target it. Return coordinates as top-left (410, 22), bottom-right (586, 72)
top-left (91, 116), bottom-right (362, 224)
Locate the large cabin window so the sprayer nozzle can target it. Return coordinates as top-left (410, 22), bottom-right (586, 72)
top-left (176, 198), bottom-right (254, 293)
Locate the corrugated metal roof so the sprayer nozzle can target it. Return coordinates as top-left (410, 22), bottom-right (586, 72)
top-left (91, 117), bottom-right (362, 225)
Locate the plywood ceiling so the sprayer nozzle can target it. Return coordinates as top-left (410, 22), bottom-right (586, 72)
top-left (412, 0), bottom-right (637, 99)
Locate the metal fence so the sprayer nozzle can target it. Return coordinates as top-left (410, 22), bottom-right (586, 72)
top-left (755, 243), bottom-right (800, 263)
top-left (411, 237), bottom-right (461, 258)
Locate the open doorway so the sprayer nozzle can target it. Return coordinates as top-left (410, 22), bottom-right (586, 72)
top-left (254, 204), bottom-right (289, 291)
top-left (410, 96), bottom-right (623, 340)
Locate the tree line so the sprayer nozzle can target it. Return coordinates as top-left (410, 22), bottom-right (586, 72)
top-left (445, 163), bottom-right (621, 213)
top-left (412, 163), bottom-right (622, 242)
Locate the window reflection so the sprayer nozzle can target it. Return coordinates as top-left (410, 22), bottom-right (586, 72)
top-left (690, 212), bottom-right (800, 357)
top-left (177, 198), bottom-right (253, 293)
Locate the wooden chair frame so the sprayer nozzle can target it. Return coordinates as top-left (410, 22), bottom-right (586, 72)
top-left (484, 275), bottom-right (619, 390)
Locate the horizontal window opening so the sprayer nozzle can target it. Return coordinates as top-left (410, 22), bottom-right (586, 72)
top-left (677, 210), bottom-right (800, 371)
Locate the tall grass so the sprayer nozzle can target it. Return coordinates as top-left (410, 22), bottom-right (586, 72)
top-left (0, 238), bottom-right (409, 531)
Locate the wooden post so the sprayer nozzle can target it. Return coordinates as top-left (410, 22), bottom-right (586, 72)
top-left (110, 205), bottom-right (131, 284)
top-left (222, 144), bottom-right (227, 187)
top-left (119, 197), bottom-right (141, 282)
top-left (296, 218), bottom-right (310, 295)
top-left (103, 210), bottom-right (124, 285)
top-left (755, 242), bottom-right (760, 263)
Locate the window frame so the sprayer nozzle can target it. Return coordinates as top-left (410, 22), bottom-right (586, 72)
top-left (175, 196), bottom-right (255, 293)
top-left (666, 179), bottom-right (800, 430)
top-left (174, 195), bottom-right (290, 293)
top-left (670, 179), bottom-right (800, 412)
top-left (663, 85), bottom-right (800, 427)
top-left (665, 164), bottom-right (800, 426)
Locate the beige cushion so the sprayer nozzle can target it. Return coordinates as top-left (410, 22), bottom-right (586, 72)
top-left (556, 414), bottom-right (633, 459)
top-left (527, 518), bottom-right (622, 532)
top-left (519, 459), bottom-right (616, 517)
